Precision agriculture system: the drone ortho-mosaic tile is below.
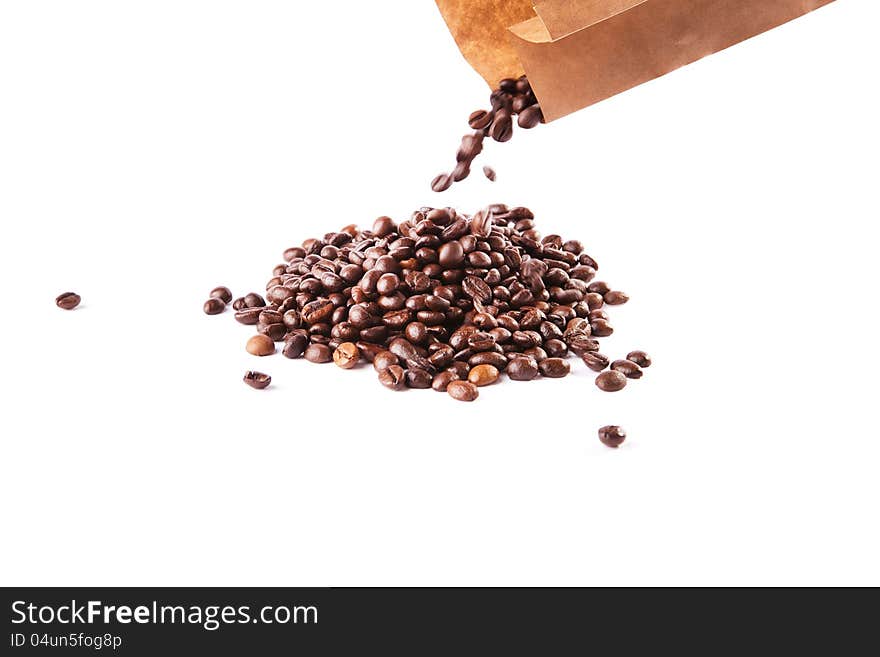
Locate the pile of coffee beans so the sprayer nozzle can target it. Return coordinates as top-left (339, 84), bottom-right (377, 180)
top-left (432, 76), bottom-right (543, 192)
top-left (208, 204), bottom-right (650, 406)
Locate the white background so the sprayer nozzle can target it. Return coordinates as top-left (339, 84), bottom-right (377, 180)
top-left (1, 1), bottom-right (877, 586)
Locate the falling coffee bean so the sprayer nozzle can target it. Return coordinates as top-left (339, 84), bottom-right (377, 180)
top-left (598, 425), bottom-right (626, 449)
top-left (55, 292), bottom-right (81, 310)
top-left (243, 371), bottom-right (271, 390)
top-left (483, 166), bottom-right (496, 182)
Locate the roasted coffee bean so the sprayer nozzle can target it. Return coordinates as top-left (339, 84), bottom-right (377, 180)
top-left (468, 109), bottom-right (493, 130)
top-left (406, 368), bottom-right (433, 389)
top-left (539, 358), bottom-right (570, 378)
top-left (55, 292), bottom-right (81, 310)
top-left (468, 351), bottom-right (508, 370)
top-left (301, 299), bottom-right (335, 324)
top-left (203, 298), bottom-right (226, 315)
top-left (432, 370), bottom-right (459, 392)
top-left (507, 357), bottom-right (538, 381)
top-left (243, 371), bottom-right (271, 390)
top-left (404, 321), bottom-right (428, 344)
top-left (581, 352), bottom-right (610, 372)
top-left (518, 104), bottom-right (543, 129)
top-left (447, 380), bottom-right (479, 402)
top-left (490, 110), bottom-right (513, 142)
top-left (626, 350), bottom-right (652, 368)
top-left (258, 322), bottom-right (287, 341)
top-left (282, 333), bottom-right (308, 359)
top-left (604, 290), bottom-right (629, 305)
top-left (590, 319), bottom-right (614, 337)
top-left (438, 241), bottom-right (465, 268)
top-left (431, 174), bottom-right (452, 193)
top-left (333, 342), bottom-right (360, 369)
top-left (544, 338), bottom-right (568, 358)
top-left (243, 292), bottom-right (266, 308)
top-left (596, 370), bottom-right (627, 392)
top-left (304, 343), bottom-right (332, 363)
top-left (210, 286), bottom-right (233, 304)
top-left (246, 334), bottom-right (275, 356)
top-left (446, 361), bottom-right (471, 380)
top-left (611, 359), bottom-right (643, 379)
top-left (378, 365), bottom-right (406, 390)
top-left (232, 297), bottom-right (247, 311)
top-left (373, 350), bottom-right (399, 372)
top-left (468, 364), bottom-right (499, 387)
top-left (598, 425), bottom-right (626, 449)
top-left (483, 166), bottom-right (496, 181)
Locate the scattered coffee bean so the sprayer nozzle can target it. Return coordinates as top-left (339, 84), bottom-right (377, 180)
top-left (539, 358), bottom-right (570, 378)
top-left (333, 342), bottom-right (360, 369)
top-left (447, 380), bottom-right (479, 402)
top-left (246, 334), bottom-right (275, 356)
top-left (626, 350), bottom-right (652, 368)
top-left (203, 298), bottom-right (226, 315)
top-left (243, 371), bottom-right (271, 390)
top-left (595, 370), bottom-right (627, 392)
top-left (483, 166), bottom-right (496, 181)
top-left (604, 290), bottom-right (629, 305)
top-left (598, 425), bottom-right (626, 449)
top-left (210, 286), bottom-right (233, 303)
top-left (55, 292), bottom-right (81, 310)
top-left (468, 364), bottom-right (500, 387)
top-left (611, 359), bottom-right (643, 379)
top-left (581, 352), bottom-right (610, 372)
top-left (304, 343), bottom-right (332, 363)
top-left (507, 357), bottom-right (538, 381)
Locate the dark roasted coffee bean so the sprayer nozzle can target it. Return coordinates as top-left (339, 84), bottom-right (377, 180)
top-left (544, 338), bottom-right (568, 358)
top-left (301, 299), bottom-right (335, 324)
top-left (372, 215), bottom-right (396, 237)
top-left (581, 352), bottom-right (610, 372)
top-left (468, 351), bottom-right (508, 370)
top-left (282, 333), bottom-right (308, 359)
top-left (203, 298), bottom-right (226, 315)
top-left (404, 321), bottom-right (428, 344)
top-left (446, 362), bottom-right (471, 380)
top-left (590, 319), bottom-right (614, 337)
top-left (598, 425), bottom-right (627, 449)
top-left (447, 380), bottom-right (479, 402)
top-left (232, 297), bottom-right (247, 311)
top-left (483, 166), bottom-right (496, 181)
top-left (406, 368), bottom-right (433, 389)
top-left (210, 286), bottom-right (233, 304)
top-left (468, 109), bottom-right (493, 130)
top-left (626, 350), bottom-right (652, 368)
top-left (373, 350), bottom-right (399, 372)
top-left (604, 290), bottom-right (629, 305)
top-left (55, 292), bottom-right (81, 310)
top-left (517, 104), bottom-right (543, 129)
top-left (596, 370), bottom-right (627, 392)
top-left (243, 371), bottom-right (271, 390)
top-left (432, 370), bottom-right (459, 392)
top-left (378, 365), bottom-right (406, 391)
top-left (304, 343), bottom-right (332, 363)
top-left (490, 110), bottom-right (513, 142)
top-left (243, 292), bottom-right (266, 308)
top-left (438, 240), bottom-right (465, 268)
top-left (246, 334), bottom-right (275, 356)
top-left (333, 342), bottom-right (360, 369)
top-left (507, 357), bottom-right (538, 381)
top-left (234, 307), bottom-right (263, 325)
top-left (431, 173), bottom-right (452, 193)
top-left (539, 358), bottom-right (570, 378)
top-left (588, 281), bottom-right (610, 295)
top-left (258, 323), bottom-right (287, 341)
top-left (611, 359), bottom-right (643, 379)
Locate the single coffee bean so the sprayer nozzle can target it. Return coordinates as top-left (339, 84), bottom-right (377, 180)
top-left (539, 358), bottom-right (570, 378)
top-left (431, 173), bottom-right (453, 193)
top-left (517, 104), bottom-right (543, 129)
top-left (431, 370), bottom-right (458, 392)
top-left (468, 364), bottom-right (500, 387)
top-left (243, 371), bottom-right (271, 390)
top-left (598, 425), bottom-right (626, 449)
top-left (373, 350), bottom-right (399, 372)
top-left (468, 109), bottom-right (493, 130)
top-left (210, 286), bottom-right (233, 303)
top-left (55, 292), bottom-right (81, 310)
top-left (490, 111), bottom-right (513, 142)
top-left (483, 166), bottom-right (496, 181)
top-left (438, 240), bottom-right (465, 268)
top-left (304, 343), bottom-right (332, 363)
top-left (246, 334), bottom-right (275, 356)
top-left (505, 357), bottom-right (536, 381)
top-left (590, 319), bottom-right (614, 337)
top-left (234, 307), bottom-right (263, 325)
top-left (243, 292), bottom-right (266, 308)
top-left (232, 297), bottom-right (247, 311)
top-left (626, 350), bottom-right (652, 368)
top-left (604, 290), bottom-right (629, 305)
top-left (203, 298), bottom-right (226, 315)
top-left (378, 364), bottom-right (406, 390)
top-left (333, 342), bottom-right (360, 369)
top-left (447, 380), bottom-right (479, 402)
top-left (406, 368), bottom-right (433, 389)
top-left (611, 359), bottom-right (643, 379)
top-left (282, 333), bottom-right (308, 358)
top-left (595, 370), bottom-right (627, 392)
top-left (581, 352), bottom-right (610, 372)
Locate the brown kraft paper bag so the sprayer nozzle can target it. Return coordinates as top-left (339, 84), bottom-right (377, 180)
top-left (435, 0), bottom-right (837, 121)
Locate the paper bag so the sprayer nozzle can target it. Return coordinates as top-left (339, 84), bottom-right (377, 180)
top-left (436, 0), bottom-right (837, 121)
